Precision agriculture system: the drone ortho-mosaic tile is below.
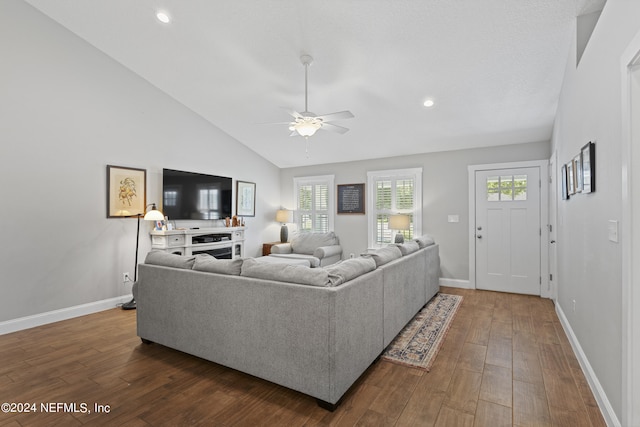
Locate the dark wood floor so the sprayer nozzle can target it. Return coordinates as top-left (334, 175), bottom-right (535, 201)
top-left (0, 287), bottom-right (605, 426)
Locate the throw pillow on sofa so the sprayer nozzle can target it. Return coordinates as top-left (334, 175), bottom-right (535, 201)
top-left (324, 257), bottom-right (377, 286)
top-left (192, 254), bottom-right (243, 275)
top-left (366, 245), bottom-right (403, 267)
top-left (240, 258), bottom-right (330, 287)
top-left (414, 234), bottom-right (435, 248)
top-left (145, 251), bottom-right (196, 269)
top-left (396, 240), bottom-right (420, 255)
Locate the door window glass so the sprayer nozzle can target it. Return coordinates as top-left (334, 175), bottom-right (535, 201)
top-left (487, 175), bottom-right (527, 201)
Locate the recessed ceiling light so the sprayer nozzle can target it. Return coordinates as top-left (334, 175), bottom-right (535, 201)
top-left (423, 99), bottom-right (435, 108)
top-left (156, 11), bottom-right (171, 24)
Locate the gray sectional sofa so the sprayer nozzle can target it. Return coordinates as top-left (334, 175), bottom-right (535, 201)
top-left (133, 236), bottom-right (440, 410)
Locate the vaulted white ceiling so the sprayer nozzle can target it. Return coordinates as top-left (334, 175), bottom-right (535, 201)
top-left (25, 0), bottom-right (605, 168)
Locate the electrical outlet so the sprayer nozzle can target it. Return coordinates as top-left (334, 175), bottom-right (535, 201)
top-left (123, 272), bottom-right (131, 283)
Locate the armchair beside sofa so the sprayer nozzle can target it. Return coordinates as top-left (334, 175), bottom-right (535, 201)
top-left (269, 231), bottom-right (342, 267)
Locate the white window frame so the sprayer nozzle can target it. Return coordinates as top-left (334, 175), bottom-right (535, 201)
top-left (367, 168), bottom-right (422, 249)
top-left (293, 175), bottom-right (335, 233)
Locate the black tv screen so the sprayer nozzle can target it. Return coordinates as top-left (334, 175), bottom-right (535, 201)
top-left (162, 168), bottom-right (232, 220)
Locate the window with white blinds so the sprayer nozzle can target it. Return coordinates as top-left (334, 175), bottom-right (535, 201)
top-left (293, 175), bottom-right (334, 233)
top-left (367, 168), bottom-right (422, 248)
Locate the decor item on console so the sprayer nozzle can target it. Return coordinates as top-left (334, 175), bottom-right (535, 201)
top-left (236, 181), bottom-right (256, 217)
top-left (389, 214), bottom-right (411, 243)
top-left (106, 165), bottom-right (146, 218)
top-left (269, 231), bottom-right (342, 267)
top-left (121, 203), bottom-right (164, 310)
top-left (275, 209), bottom-right (293, 243)
top-left (133, 235), bottom-right (440, 410)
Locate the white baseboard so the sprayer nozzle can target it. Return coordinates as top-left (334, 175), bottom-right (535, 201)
top-left (439, 278), bottom-right (472, 289)
top-left (555, 303), bottom-right (620, 427)
top-left (0, 294), bottom-right (133, 336)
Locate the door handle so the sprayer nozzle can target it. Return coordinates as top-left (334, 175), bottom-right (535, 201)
top-left (550, 240), bottom-right (556, 244)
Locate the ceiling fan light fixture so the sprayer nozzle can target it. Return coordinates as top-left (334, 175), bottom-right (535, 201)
top-left (291, 119), bottom-right (322, 137)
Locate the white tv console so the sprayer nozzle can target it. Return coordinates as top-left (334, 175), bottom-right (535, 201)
top-left (150, 227), bottom-right (245, 259)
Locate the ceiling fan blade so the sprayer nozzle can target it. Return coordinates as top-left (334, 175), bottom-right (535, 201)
top-left (317, 110), bottom-right (354, 122)
top-left (322, 122), bottom-right (350, 134)
top-left (281, 107), bottom-right (303, 119)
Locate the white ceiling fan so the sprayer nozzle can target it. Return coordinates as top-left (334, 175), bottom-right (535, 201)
top-left (275, 54), bottom-right (354, 138)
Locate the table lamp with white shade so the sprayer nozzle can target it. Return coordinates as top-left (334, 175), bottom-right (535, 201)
top-left (389, 214), bottom-right (410, 244)
top-left (276, 209), bottom-right (294, 243)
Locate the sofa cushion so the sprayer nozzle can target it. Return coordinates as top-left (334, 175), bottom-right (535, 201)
top-left (240, 258), bottom-right (330, 287)
top-left (367, 245), bottom-right (403, 267)
top-left (396, 241), bottom-right (420, 255)
top-left (324, 257), bottom-right (377, 286)
top-left (291, 232), bottom-right (339, 255)
top-left (414, 234), bottom-right (435, 248)
top-left (144, 251), bottom-right (196, 269)
top-left (193, 254), bottom-right (243, 275)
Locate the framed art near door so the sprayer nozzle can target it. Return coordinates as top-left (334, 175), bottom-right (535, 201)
top-left (581, 141), bottom-right (596, 193)
top-left (561, 164), bottom-right (569, 200)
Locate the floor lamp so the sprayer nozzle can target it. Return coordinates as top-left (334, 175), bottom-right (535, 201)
top-left (122, 203), bottom-right (164, 310)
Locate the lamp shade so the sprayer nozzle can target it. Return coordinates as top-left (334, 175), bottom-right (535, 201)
top-left (143, 203), bottom-right (164, 221)
top-left (276, 209), bottom-right (293, 223)
top-left (389, 214), bottom-right (410, 230)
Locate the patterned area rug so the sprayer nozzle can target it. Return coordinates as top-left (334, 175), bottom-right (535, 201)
top-left (381, 293), bottom-right (463, 371)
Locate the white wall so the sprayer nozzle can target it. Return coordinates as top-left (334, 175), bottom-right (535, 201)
top-left (0, 0), bottom-right (280, 323)
top-left (280, 141), bottom-right (549, 282)
top-left (551, 1), bottom-right (640, 423)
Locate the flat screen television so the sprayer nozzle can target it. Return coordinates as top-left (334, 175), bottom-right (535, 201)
top-left (162, 168), bottom-right (233, 220)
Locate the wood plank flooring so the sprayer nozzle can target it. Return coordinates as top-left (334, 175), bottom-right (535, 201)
top-left (0, 287), bottom-right (606, 426)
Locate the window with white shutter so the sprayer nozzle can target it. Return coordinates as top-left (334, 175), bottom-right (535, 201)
top-left (293, 175), bottom-right (334, 233)
top-left (367, 168), bottom-right (422, 248)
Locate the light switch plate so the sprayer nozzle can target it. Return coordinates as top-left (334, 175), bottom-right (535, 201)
top-left (608, 220), bottom-right (619, 243)
top-left (448, 215), bottom-right (459, 223)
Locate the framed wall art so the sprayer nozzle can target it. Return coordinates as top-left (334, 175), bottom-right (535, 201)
top-left (573, 154), bottom-right (583, 193)
top-left (107, 165), bottom-right (146, 218)
top-left (561, 164), bottom-right (569, 200)
top-left (337, 183), bottom-right (365, 214)
top-left (236, 181), bottom-right (256, 217)
top-left (581, 141), bottom-right (596, 193)
top-left (567, 161), bottom-right (575, 195)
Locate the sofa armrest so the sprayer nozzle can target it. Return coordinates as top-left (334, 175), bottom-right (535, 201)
top-left (270, 243), bottom-right (292, 254)
top-left (314, 244), bottom-right (342, 259)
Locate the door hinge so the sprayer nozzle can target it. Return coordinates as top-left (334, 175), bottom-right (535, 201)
top-left (540, 276), bottom-right (542, 285)
top-left (550, 273), bottom-right (553, 281)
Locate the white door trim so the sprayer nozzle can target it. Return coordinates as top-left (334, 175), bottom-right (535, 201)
top-left (468, 160), bottom-right (549, 297)
top-left (620, 29), bottom-right (640, 427)
top-left (549, 151), bottom-right (558, 302)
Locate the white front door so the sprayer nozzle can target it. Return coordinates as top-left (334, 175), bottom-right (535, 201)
top-left (475, 167), bottom-right (541, 295)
